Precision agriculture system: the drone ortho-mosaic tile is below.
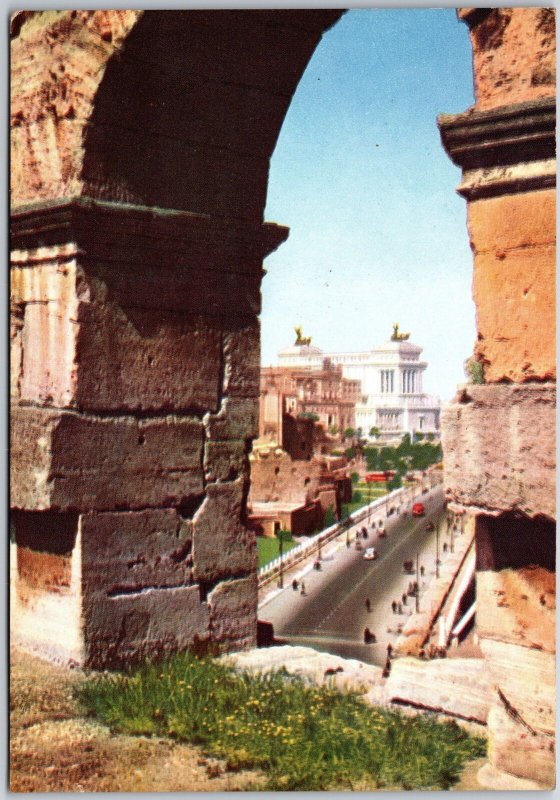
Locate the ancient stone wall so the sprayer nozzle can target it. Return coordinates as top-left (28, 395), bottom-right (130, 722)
top-left (440, 7), bottom-right (556, 786)
top-left (10, 9), bottom-right (342, 668)
top-left (249, 450), bottom-right (322, 507)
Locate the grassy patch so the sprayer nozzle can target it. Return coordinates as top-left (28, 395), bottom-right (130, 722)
top-left (78, 654), bottom-right (486, 791)
top-left (257, 536), bottom-right (297, 569)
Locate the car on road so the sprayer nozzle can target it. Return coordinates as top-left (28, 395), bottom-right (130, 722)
top-left (412, 502), bottom-right (425, 517)
top-left (424, 520), bottom-right (435, 532)
top-left (363, 547), bottom-right (377, 561)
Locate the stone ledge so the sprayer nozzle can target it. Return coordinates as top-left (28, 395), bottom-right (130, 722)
top-left (441, 383), bottom-right (556, 519)
top-left (11, 405), bottom-right (205, 512)
top-left (10, 197), bottom-right (289, 265)
top-left (438, 97), bottom-right (556, 171)
top-left (380, 657), bottom-right (491, 725)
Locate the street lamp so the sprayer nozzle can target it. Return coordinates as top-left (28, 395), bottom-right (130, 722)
top-left (415, 551), bottom-right (420, 613)
top-left (435, 519), bottom-right (440, 579)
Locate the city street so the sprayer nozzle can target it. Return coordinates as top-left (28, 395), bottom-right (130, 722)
top-left (259, 485), bottom-right (447, 666)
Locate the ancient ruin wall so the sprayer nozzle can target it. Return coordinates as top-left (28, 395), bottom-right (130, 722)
top-left (440, 8), bottom-right (556, 786)
top-left (10, 9), bottom-right (342, 668)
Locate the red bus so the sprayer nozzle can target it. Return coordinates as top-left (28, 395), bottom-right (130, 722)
top-left (365, 470), bottom-right (396, 483)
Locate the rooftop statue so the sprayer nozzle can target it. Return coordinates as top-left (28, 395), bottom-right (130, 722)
top-left (294, 326), bottom-right (312, 346)
top-left (391, 322), bottom-right (410, 342)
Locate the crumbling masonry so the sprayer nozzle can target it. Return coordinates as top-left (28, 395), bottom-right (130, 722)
top-left (439, 8), bottom-right (556, 786)
top-left (10, 7), bottom-right (555, 786)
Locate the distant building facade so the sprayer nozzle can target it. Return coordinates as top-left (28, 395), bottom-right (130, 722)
top-left (259, 357), bottom-right (361, 442)
top-left (276, 327), bottom-right (440, 442)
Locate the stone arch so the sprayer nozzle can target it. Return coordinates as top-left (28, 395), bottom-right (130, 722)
top-left (10, 9), bottom-right (342, 670)
top-left (11, 9), bottom-right (342, 216)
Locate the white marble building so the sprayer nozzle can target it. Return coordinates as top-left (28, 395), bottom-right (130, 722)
top-left (277, 330), bottom-right (440, 442)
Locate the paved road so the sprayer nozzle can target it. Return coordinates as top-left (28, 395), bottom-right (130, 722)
top-left (260, 485), bottom-right (447, 666)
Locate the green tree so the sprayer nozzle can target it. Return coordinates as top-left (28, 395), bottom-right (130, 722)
top-left (299, 412), bottom-right (319, 422)
top-left (344, 427), bottom-right (356, 441)
top-left (369, 426), bottom-right (381, 439)
top-left (350, 471), bottom-right (360, 485)
top-left (365, 447), bottom-right (380, 471)
top-left (387, 473), bottom-right (402, 491)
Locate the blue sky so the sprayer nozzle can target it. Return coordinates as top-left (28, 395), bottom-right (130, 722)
top-left (262, 8), bottom-right (476, 402)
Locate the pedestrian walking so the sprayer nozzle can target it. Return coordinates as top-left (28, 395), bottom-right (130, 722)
top-left (401, 593), bottom-right (407, 606)
top-left (443, 542), bottom-right (448, 553)
top-left (398, 602), bottom-right (403, 615)
top-left (364, 627), bottom-right (372, 644)
top-left (300, 582), bottom-right (306, 596)
top-left (386, 642), bottom-right (393, 659)
top-left (292, 578), bottom-right (299, 591)
top-left (420, 565), bottom-right (425, 577)
top-left (314, 560), bottom-right (321, 571)
top-left (391, 600), bottom-right (397, 614)
top-left (365, 598), bottom-right (371, 613)
top-left (382, 657), bottom-right (391, 678)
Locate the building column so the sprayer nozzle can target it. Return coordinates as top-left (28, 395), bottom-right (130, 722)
top-left (10, 198), bottom-right (287, 668)
top-left (440, 8), bottom-right (555, 787)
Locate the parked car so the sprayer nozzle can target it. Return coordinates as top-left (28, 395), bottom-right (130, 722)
top-left (412, 502), bottom-right (425, 517)
top-left (363, 547), bottom-right (377, 561)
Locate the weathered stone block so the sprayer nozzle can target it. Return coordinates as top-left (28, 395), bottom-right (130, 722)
top-left (192, 480), bottom-right (256, 582)
top-left (84, 584), bottom-right (210, 669)
top-left (81, 509), bottom-right (194, 595)
top-left (467, 188), bottom-right (555, 255)
top-left (473, 245), bottom-right (555, 382)
top-left (222, 321), bottom-right (260, 398)
top-left (75, 303), bottom-right (223, 413)
top-left (487, 704), bottom-right (555, 786)
top-left (480, 637), bottom-right (555, 735)
top-left (468, 8), bottom-right (556, 111)
top-left (12, 257), bottom-right (224, 412)
top-left (384, 657), bottom-right (492, 724)
top-left (203, 439), bottom-right (248, 483)
top-left (204, 397), bottom-right (259, 442)
top-left (477, 567), bottom-right (555, 652)
top-left (208, 575), bottom-right (258, 651)
top-left (442, 384), bottom-right (556, 517)
top-left (11, 405), bottom-right (204, 511)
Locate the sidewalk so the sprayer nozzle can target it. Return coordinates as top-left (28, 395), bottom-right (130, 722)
top-left (394, 517), bottom-right (475, 656)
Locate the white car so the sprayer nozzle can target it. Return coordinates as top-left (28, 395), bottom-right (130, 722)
top-left (363, 547), bottom-right (377, 561)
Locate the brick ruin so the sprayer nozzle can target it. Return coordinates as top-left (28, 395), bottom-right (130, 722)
top-left (10, 7), bottom-right (555, 785)
top-left (439, 8), bottom-right (556, 786)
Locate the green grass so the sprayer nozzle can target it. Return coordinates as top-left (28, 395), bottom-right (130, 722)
top-left (257, 536), bottom-right (297, 569)
top-left (78, 653), bottom-right (486, 791)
